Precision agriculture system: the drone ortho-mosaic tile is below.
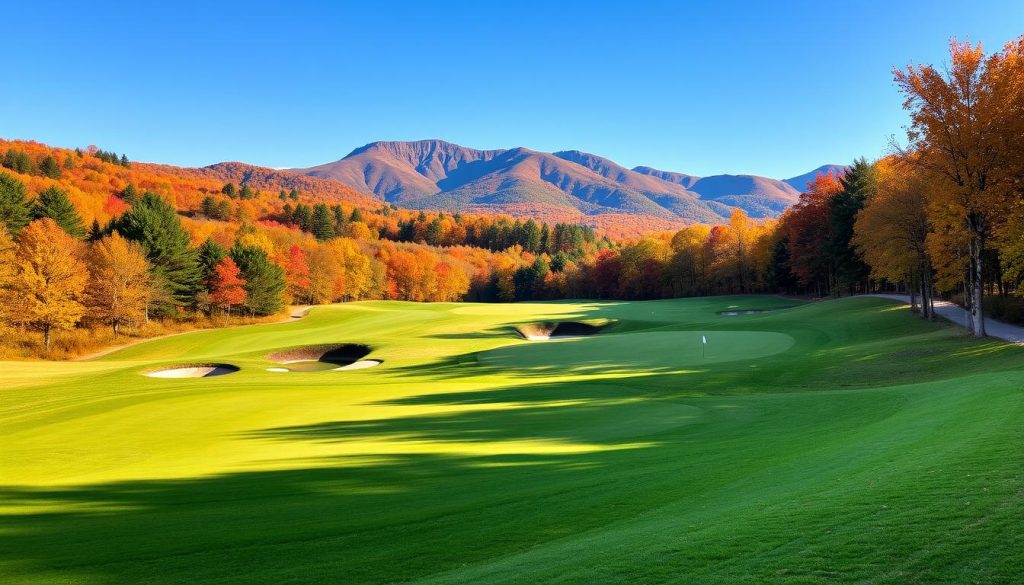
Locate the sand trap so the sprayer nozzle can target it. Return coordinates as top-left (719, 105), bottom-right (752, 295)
top-left (515, 321), bottom-right (606, 341)
top-left (144, 364), bottom-right (239, 378)
top-left (719, 306), bottom-right (794, 316)
top-left (266, 344), bottom-right (375, 372)
top-left (334, 359), bottom-right (382, 371)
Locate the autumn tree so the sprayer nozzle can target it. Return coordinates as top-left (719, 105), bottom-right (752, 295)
top-left (781, 173), bottom-right (843, 295)
top-left (0, 172), bottom-right (31, 235)
top-left (0, 226), bottom-right (16, 324)
top-left (86, 233), bottom-right (152, 335)
top-left (853, 156), bottom-right (935, 318)
top-left (727, 209), bottom-right (758, 292)
top-left (668, 224), bottom-right (713, 296)
top-left (7, 219), bottom-right (87, 351)
top-left (435, 260), bottom-right (471, 301)
top-left (894, 38), bottom-right (1024, 336)
top-left (284, 244), bottom-right (311, 303)
top-left (618, 238), bottom-right (668, 299)
top-left (326, 238), bottom-right (375, 301)
top-left (210, 257), bottom-right (247, 315)
top-left (33, 187), bottom-right (86, 238)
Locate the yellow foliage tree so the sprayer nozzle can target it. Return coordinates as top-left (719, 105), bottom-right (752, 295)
top-left (87, 232), bottom-right (152, 336)
top-left (853, 156), bottom-right (936, 317)
top-left (0, 226), bottom-right (16, 326)
top-left (8, 219), bottom-right (88, 351)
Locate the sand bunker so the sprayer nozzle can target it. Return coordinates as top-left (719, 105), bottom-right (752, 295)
top-left (335, 359), bottom-right (382, 371)
top-left (515, 321), bottom-right (606, 341)
top-left (144, 364), bottom-right (239, 378)
top-left (266, 344), bottom-right (375, 372)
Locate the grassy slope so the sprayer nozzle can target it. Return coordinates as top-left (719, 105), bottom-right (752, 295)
top-left (1, 296), bottom-right (1022, 584)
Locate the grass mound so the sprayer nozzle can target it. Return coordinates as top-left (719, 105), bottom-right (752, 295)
top-left (143, 363), bottom-right (239, 378)
top-left (266, 343), bottom-right (372, 372)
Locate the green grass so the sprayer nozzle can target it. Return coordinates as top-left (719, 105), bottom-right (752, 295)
top-left (1, 296), bottom-right (1022, 584)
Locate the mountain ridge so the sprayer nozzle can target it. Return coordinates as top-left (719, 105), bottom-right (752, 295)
top-left (291, 139), bottom-right (841, 223)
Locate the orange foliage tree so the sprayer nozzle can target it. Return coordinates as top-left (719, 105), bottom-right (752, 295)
top-left (894, 38), bottom-right (1024, 336)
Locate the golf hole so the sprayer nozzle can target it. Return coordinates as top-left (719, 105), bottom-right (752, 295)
top-left (144, 364), bottom-right (240, 378)
top-left (266, 344), bottom-right (378, 372)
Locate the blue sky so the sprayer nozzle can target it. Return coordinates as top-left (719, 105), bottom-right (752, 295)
top-left (4, 1), bottom-right (1021, 178)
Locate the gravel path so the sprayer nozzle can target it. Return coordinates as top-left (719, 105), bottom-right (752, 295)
top-left (864, 294), bottom-right (1024, 344)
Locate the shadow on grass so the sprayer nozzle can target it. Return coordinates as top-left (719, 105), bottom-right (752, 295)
top-left (0, 375), bottom-right (693, 584)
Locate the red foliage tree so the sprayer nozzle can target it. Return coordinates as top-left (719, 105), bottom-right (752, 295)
top-left (782, 172), bottom-right (843, 293)
top-left (210, 257), bottom-right (247, 314)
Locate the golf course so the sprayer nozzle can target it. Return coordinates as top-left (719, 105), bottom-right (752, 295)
top-left (1, 295), bottom-right (1022, 584)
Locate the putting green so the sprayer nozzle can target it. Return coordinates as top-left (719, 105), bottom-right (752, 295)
top-left (480, 330), bottom-right (794, 372)
top-left (2, 295), bottom-right (1022, 584)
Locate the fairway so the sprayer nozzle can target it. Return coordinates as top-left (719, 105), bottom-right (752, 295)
top-left (2, 296), bottom-right (1023, 584)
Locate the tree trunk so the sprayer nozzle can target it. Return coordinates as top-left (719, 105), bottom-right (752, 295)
top-left (113, 320), bottom-right (120, 337)
top-left (923, 260), bottom-right (935, 321)
top-left (908, 272), bottom-right (918, 314)
top-left (43, 326), bottom-right (51, 352)
top-left (919, 273), bottom-right (930, 320)
top-left (969, 230), bottom-right (986, 337)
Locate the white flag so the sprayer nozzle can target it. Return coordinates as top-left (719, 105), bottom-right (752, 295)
top-left (702, 335), bottom-right (707, 345)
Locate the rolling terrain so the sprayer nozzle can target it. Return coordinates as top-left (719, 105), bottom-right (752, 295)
top-left (292, 140), bottom-right (839, 222)
top-left (2, 296), bottom-right (1022, 583)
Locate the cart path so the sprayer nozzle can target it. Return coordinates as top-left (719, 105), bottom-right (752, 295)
top-left (864, 294), bottom-right (1024, 344)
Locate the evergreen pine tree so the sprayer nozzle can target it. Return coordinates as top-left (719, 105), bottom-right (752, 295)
top-left (119, 183), bottom-right (138, 204)
top-left (828, 160), bottom-right (874, 293)
top-left (33, 186), bottom-right (86, 238)
top-left (310, 203), bottom-right (335, 241)
top-left (426, 217), bottom-right (443, 246)
top-left (87, 218), bottom-right (103, 242)
top-left (230, 244), bottom-right (285, 316)
top-left (39, 155), bottom-right (62, 179)
top-left (332, 205), bottom-right (347, 233)
top-left (293, 204), bottom-right (313, 231)
top-left (0, 172), bottom-right (32, 234)
top-left (197, 238), bottom-right (227, 286)
top-left (113, 192), bottom-right (200, 311)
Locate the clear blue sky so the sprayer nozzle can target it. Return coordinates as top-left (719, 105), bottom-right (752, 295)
top-left (3, 1), bottom-right (1021, 178)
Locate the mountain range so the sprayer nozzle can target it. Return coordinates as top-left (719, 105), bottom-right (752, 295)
top-left (290, 140), bottom-right (843, 224)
